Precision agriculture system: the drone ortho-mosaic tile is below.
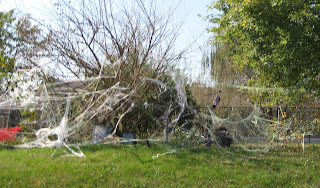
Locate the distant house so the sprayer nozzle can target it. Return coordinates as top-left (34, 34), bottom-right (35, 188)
top-left (0, 100), bottom-right (20, 128)
top-left (48, 79), bottom-right (87, 94)
top-left (0, 79), bottom-right (86, 129)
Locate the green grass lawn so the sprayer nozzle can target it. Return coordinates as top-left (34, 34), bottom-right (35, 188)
top-left (0, 143), bottom-right (319, 187)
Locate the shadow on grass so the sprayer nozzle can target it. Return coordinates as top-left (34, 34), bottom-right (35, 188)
top-left (80, 142), bottom-right (156, 153)
top-left (0, 145), bottom-right (15, 151)
top-left (80, 144), bottom-right (123, 152)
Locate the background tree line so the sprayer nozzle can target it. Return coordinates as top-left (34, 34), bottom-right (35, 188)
top-left (2, 0), bottom-right (320, 141)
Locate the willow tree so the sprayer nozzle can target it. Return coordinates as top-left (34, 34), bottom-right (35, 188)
top-left (202, 42), bottom-right (250, 86)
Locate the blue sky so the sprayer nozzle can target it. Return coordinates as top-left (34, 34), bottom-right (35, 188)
top-left (0, 0), bottom-right (215, 82)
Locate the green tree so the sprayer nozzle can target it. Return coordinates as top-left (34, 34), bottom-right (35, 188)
top-left (0, 10), bottom-right (15, 91)
top-left (208, 0), bottom-right (320, 105)
top-left (0, 9), bottom-right (48, 94)
top-left (14, 14), bottom-right (48, 69)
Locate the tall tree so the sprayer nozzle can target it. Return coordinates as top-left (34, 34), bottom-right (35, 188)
top-left (0, 10), bottom-right (15, 91)
top-left (14, 14), bottom-right (48, 69)
top-left (48, 0), bottom-right (181, 84)
top-left (39, 0), bottom-right (188, 135)
top-left (207, 0), bottom-right (320, 105)
top-left (0, 10), bottom-right (48, 94)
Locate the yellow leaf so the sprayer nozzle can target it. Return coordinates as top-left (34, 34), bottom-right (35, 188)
top-left (241, 20), bottom-right (247, 26)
